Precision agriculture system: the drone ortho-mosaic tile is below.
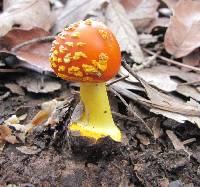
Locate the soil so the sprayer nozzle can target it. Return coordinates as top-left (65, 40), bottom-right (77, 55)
top-left (1, 74), bottom-right (200, 187)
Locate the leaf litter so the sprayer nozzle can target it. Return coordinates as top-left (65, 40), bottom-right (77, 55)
top-left (1, 0), bottom-right (200, 186)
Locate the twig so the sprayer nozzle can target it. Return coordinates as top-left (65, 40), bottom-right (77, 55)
top-left (107, 75), bottom-right (129, 86)
top-left (166, 130), bottom-right (192, 156)
top-left (143, 48), bottom-right (200, 73)
top-left (112, 111), bottom-right (138, 123)
top-left (0, 68), bottom-right (25, 73)
top-left (182, 138), bottom-right (196, 145)
top-left (11, 36), bottom-right (55, 53)
top-left (133, 51), bottom-right (159, 71)
top-left (178, 80), bottom-right (200, 86)
top-left (110, 87), bottom-right (153, 135)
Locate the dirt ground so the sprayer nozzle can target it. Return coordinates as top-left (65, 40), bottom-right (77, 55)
top-left (1, 75), bottom-right (200, 187)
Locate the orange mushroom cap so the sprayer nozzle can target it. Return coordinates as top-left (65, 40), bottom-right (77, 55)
top-left (49, 19), bottom-right (121, 82)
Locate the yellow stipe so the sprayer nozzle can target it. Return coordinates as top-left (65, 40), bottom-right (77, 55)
top-left (69, 83), bottom-right (122, 142)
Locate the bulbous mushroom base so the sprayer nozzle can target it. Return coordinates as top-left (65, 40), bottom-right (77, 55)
top-left (69, 121), bottom-right (121, 142)
top-left (69, 82), bottom-right (122, 142)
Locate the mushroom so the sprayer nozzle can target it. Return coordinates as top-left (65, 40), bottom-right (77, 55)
top-left (49, 19), bottom-right (121, 142)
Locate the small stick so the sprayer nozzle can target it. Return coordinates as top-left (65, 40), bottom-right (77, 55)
top-left (0, 68), bottom-right (25, 73)
top-left (110, 87), bottom-right (153, 135)
top-left (178, 80), bottom-right (200, 86)
top-left (112, 111), bottom-right (139, 123)
top-left (107, 75), bottom-right (129, 86)
top-left (11, 36), bottom-right (55, 53)
top-left (143, 48), bottom-right (200, 73)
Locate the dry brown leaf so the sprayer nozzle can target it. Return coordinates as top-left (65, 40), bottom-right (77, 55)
top-left (4, 82), bottom-right (25, 96)
top-left (16, 145), bottom-right (41, 155)
top-left (53, 0), bottom-right (106, 33)
top-left (182, 49), bottom-right (200, 71)
top-left (120, 0), bottom-right (159, 31)
top-left (105, 0), bottom-right (144, 64)
top-left (136, 134), bottom-right (150, 145)
top-left (141, 77), bottom-right (200, 117)
top-left (138, 34), bottom-right (158, 45)
top-left (17, 74), bottom-right (61, 93)
top-left (176, 85), bottom-right (200, 102)
top-left (164, 0), bottom-right (200, 58)
top-left (166, 130), bottom-right (192, 155)
top-left (122, 65), bottom-right (200, 92)
top-left (0, 27), bottom-right (52, 72)
top-left (120, 66), bottom-right (177, 92)
top-left (161, 0), bottom-right (179, 10)
top-left (0, 0), bottom-right (55, 36)
top-left (145, 17), bottom-right (170, 33)
top-left (0, 125), bottom-right (18, 144)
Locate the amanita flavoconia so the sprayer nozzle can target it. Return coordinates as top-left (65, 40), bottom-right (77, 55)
top-left (49, 19), bottom-right (121, 142)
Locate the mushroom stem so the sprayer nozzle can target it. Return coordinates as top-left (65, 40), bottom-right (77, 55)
top-left (69, 82), bottom-right (121, 142)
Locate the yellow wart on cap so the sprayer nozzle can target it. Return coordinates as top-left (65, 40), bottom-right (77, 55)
top-left (64, 53), bottom-right (71, 64)
top-left (68, 66), bottom-right (83, 77)
top-left (98, 29), bottom-right (108, 40)
top-left (58, 58), bottom-right (62, 63)
top-left (65, 42), bottom-right (74, 47)
top-left (71, 32), bottom-right (80, 38)
top-left (77, 42), bottom-right (86, 47)
top-left (58, 65), bottom-right (65, 72)
top-left (59, 45), bottom-right (67, 53)
top-left (51, 62), bottom-right (57, 68)
top-left (92, 53), bottom-right (109, 72)
top-left (84, 19), bottom-right (92, 25)
top-left (73, 52), bottom-right (87, 60)
top-left (53, 50), bottom-right (59, 56)
top-left (82, 64), bottom-right (101, 77)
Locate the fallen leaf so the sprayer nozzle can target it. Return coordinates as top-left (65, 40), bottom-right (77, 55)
top-left (31, 99), bottom-right (58, 126)
top-left (158, 178), bottom-right (170, 187)
top-left (0, 27), bottom-right (53, 73)
top-left (176, 85), bottom-right (200, 102)
top-left (138, 34), bottom-right (158, 45)
top-left (121, 65), bottom-right (200, 92)
top-left (105, 0), bottom-right (144, 64)
top-left (161, 0), bottom-right (179, 10)
top-left (16, 145), bottom-right (41, 155)
top-left (182, 49), bottom-right (200, 71)
top-left (17, 73), bottom-right (61, 93)
top-left (53, 0), bottom-right (106, 33)
top-left (164, 0), bottom-right (200, 58)
top-left (120, 0), bottom-right (159, 31)
top-left (136, 134), bottom-right (150, 145)
top-left (4, 82), bottom-right (25, 96)
top-left (0, 125), bottom-right (18, 144)
top-left (122, 63), bottom-right (200, 127)
top-left (166, 130), bottom-right (192, 155)
top-left (147, 117), bottom-right (162, 139)
top-left (0, 0), bottom-right (55, 36)
top-left (120, 66), bottom-right (178, 92)
top-left (145, 17), bottom-right (170, 33)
